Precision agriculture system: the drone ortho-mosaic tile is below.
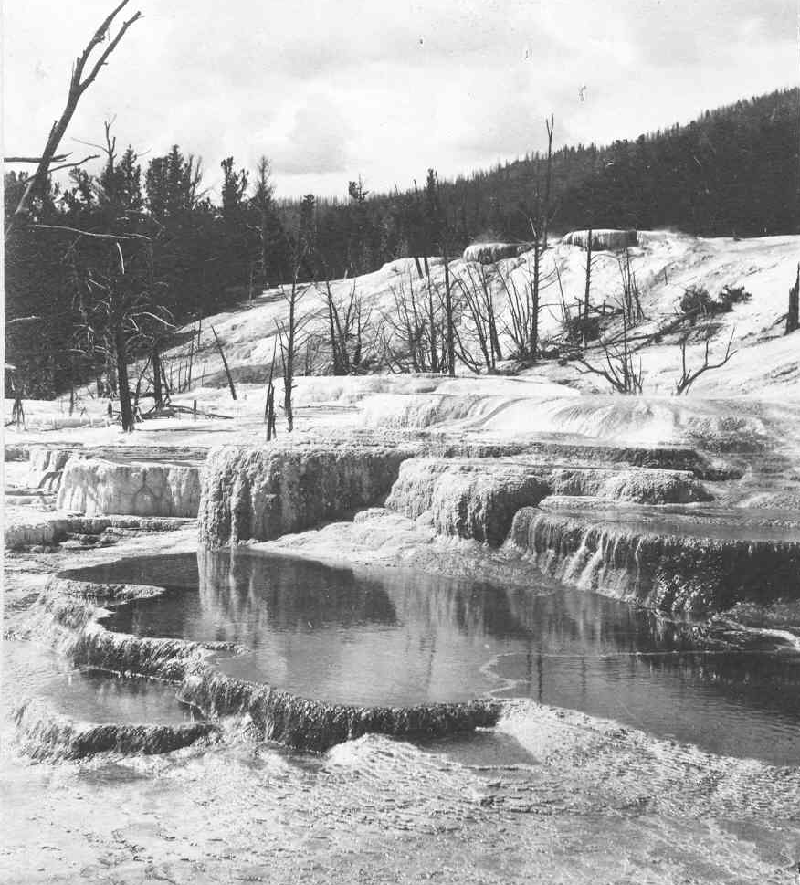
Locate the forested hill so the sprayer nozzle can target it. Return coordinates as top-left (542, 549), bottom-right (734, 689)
top-left (457, 87), bottom-right (798, 237)
top-left (5, 87), bottom-right (797, 399)
top-left (285, 87), bottom-right (799, 276)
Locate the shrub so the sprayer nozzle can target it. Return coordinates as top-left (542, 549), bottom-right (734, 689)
top-left (679, 285), bottom-right (714, 317)
top-left (563, 314), bottom-right (601, 344)
top-left (679, 284), bottom-right (751, 320)
top-left (717, 285), bottom-right (752, 311)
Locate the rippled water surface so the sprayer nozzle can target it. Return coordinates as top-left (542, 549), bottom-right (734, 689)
top-left (64, 550), bottom-right (800, 765)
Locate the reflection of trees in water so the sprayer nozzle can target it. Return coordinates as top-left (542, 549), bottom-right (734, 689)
top-left (68, 553), bottom-right (200, 591)
top-left (103, 551), bottom-right (702, 657)
top-left (197, 550), bottom-right (398, 635)
top-left (504, 585), bottom-right (699, 656)
top-left (623, 649), bottom-right (800, 693)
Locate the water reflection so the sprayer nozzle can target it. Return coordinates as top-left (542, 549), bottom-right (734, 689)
top-left (63, 550), bottom-right (800, 764)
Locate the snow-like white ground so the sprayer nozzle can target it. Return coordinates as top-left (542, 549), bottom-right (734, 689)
top-left (160, 229), bottom-right (800, 397)
top-left (7, 230), bottom-right (799, 456)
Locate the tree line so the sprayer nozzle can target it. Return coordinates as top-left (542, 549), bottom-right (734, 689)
top-left (277, 86), bottom-right (799, 269)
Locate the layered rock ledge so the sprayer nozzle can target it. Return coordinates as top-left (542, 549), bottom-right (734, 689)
top-left (198, 441), bottom-right (415, 546)
top-left (508, 506), bottom-right (800, 615)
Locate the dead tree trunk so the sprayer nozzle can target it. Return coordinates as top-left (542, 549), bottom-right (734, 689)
top-left (530, 237), bottom-right (541, 361)
top-left (114, 324), bottom-right (134, 431)
top-left (265, 340), bottom-right (278, 441)
top-left (583, 227), bottom-right (593, 345)
top-left (787, 264), bottom-right (799, 334)
top-left (151, 343), bottom-right (164, 408)
top-left (211, 325), bottom-right (237, 400)
top-left (443, 245), bottom-right (456, 377)
top-left (7, 1), bottom-right (142, 239)
top-left (542, 115), bottom-right (554, 248)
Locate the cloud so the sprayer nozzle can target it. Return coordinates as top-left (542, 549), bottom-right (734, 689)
top-left (261, 93), bottom-right (352, 176)
top-left (4, 0), bottom-right (798, 200)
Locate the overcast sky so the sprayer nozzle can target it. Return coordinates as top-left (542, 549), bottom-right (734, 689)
top-left (4, 0), bottom-right (798, 201)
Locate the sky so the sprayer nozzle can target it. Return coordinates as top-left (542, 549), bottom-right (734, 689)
top-left (3, 0), bottom-right (799, 201)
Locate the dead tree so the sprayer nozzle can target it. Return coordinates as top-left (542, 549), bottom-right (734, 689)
top-left (211, 326), bottom-right (237, 400)
top-left (542, 115), bottom-right (555, 248)
top-left (276, 275), bottom-right (310, 432)
top-left (442, 243), bottom-right (456, 377)
top-left (422, 259), bottom-right (440, 373)
top-left (574, 310), bottom-right (643, 395)
top-left (384, 272), bottom-right (431, 372)
top-left (456, 265), bottom-right (502, 372)
top-left (322, 279), bottom-right (371, 374)
top-left (583, 227), bottom-right (593, 341)
top-left (675, 330), bottom-right (736, 395)
top-left (786, 264), bottom-right (799, 335)
top-left (7, 1), bottom-right (142, 239)
top-left (618, 248), bottom-right (645, 326)
top-left (520, 115), bottom-right (558, 360)
top-left (264, 339), bottom-right (278, 441)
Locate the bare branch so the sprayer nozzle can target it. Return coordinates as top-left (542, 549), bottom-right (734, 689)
top-left (674, 329), bottom-right (736, 395)
top-left (32, 224), bottom-right (150, 241)
top-left (6, 1), bottom-right (141, 238)
top-left (79, 4), bottom-right (142, 93)
top-left (5, 154), bottom-right (70, 164)
top-left (47, 153), bottom-right (101, 174)
top-left (6, 315), bottom-right (43, 325)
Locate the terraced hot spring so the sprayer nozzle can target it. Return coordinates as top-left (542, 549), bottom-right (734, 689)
top-left (63, 550), bottom-right (800, 765)
top-left (2, 639), bottom-right (200, 726)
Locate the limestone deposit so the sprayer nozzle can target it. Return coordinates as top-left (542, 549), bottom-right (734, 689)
top-left (57, 456), bottom-right (202, 518)
top-left (385, 457), bottom-right (712, 545)
top-left (385, 458), bottom-right (550, 545)
top-left (508, 507), bottom-right (800, 615)
top-left (561, 228), bottom-right (638, 250)
top-left (26, 446), bottom-right (74, 491)
top-left (198, 441), bottom-right (414, 546)
top-left (14, 697), bottom-right (216, 761)
top-left (462, 242), bottom-right (527, 264)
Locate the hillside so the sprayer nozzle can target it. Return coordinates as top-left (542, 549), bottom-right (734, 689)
top-left (11, 230), bottom-right (799, 456)
top-left (171, 229), bottom-right (800, 394)
top-left (279, 87), bottom-right (800, 276)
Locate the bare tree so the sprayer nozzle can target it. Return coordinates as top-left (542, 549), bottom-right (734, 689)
top-left (7, 1), bottom-right (142, 239)
top-left (65, 121), bottom-right (171, 432)
top-left (542, 115), bottom-right (555, 248)
top-left (322, 279), bottom-right (372, 374)
top-left (275, 259), bottom-right (311, 432)
top-left (574, 310), bottom-right (643, 395)
top-left (675, 329), bottom-right (736, 395)
top-left (442, 243), bottom-right (456, 377)
top-left (211, 326), bottom-right (237, 401)
top-left (786, 264), bottom-right (799, 335)
top-left (521, 115), bottom-right (558, 361)
top-left (384, 270), bottom-right (437, 373)
top-left (455, 264), bottom-right (502, 372)
top-left (265, 339), bottom-right (278, 441)
top-left (618, 247), bottom-right (645, 326)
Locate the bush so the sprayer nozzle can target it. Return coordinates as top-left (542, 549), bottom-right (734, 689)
top-left (563, 314), bottom-right (601, 344)
top-left (717, 285), bottom-right (752, 310)
top-left (679, 285), bottom-right (714, 317)
top-left (679, 284), bottom-right (751, 320)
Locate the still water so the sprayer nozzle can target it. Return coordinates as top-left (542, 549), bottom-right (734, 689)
top-left (63, 550), bottom-right (800, 765)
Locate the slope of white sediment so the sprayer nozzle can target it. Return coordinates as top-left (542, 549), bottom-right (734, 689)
top-left (6, 231), bottom-right (800, 456)
top-left (150, 230), bottom-right (800, 398)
